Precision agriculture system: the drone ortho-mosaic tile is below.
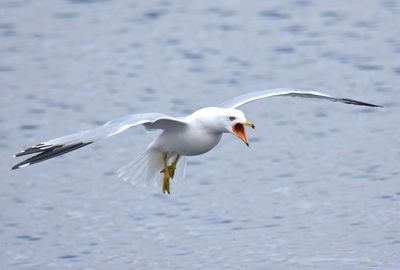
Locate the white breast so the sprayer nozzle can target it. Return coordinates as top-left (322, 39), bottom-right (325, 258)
top-left (151, 121), bottom-right (222, 156)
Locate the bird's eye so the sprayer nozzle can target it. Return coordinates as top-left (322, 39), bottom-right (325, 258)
top-left (229, 116), bottom-right (236, 121)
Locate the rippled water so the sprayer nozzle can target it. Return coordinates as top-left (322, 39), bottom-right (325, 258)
top-left (1, 0), bottom-right (399, 269)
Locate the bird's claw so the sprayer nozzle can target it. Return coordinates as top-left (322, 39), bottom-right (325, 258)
top-left (162, 172), bottom-right (170, 194)
top-left (161, 163), bottom-right (177, 194)
top-left (160, 163), bottom-right (177, 179)
top-left (160, 153), bottom-right (181, 194)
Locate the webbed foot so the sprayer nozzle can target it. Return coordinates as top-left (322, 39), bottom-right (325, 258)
top-left (160, 153), bottom-right (180, 194)
top-left (162, 170), bottom-right (171, 194)
top-left (160, 163), bottom-right (177, 179)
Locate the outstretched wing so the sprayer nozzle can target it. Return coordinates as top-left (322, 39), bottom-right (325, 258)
top-left (218, 88), bottom-right (382, 109)
top-left (12, 113), bottom-right (188, 170)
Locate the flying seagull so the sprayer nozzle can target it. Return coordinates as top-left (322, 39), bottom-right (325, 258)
top-left (12, 88), bottom-right (382, 194)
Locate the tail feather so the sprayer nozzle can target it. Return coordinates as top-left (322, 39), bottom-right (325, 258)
top-left (173, 155), bottom-right (187, 182)
top-left (117, 148), bottom-right (163, 188)
top-left (117, 148), bottom-right (187, 189)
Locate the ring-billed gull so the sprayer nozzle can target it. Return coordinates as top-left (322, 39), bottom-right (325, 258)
top-left (12, 88), bottom-right (382, 193)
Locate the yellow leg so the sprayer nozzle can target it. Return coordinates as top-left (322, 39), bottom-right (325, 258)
top-left (161, 152), bottom-right (170, 194)
top-left (168, 154), bottom-right (181, 179)
top-left (160, 153), bottom-right (181, 194)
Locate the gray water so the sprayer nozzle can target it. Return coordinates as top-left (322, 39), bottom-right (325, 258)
top-left (1, 0), bottom-right (399, 269)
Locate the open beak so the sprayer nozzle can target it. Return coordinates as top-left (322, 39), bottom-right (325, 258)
top-left (232, 120), bottom-right (255, 147)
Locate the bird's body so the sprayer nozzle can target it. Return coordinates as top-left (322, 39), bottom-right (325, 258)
top-left (151, 108), bottom-right (224, 156)
top-left (12, 88), bottom-right (382, 194)
top-left (152, 125), bottom-right (222, 156)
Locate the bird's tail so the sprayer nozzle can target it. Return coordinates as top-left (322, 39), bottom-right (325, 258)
top-left (117, 148), bottom-right (187, 188)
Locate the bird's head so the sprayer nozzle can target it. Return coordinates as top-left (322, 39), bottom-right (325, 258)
top-left (223, 109), bottom-right (255, 146)
top-left (192, 107), bottom-right (255, 146)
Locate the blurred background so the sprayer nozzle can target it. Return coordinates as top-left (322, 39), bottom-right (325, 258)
top-left (1, 0), bottom-right (399, 269)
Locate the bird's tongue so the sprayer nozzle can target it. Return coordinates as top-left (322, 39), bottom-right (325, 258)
top-left (232, 123), bottom-right (249, 146)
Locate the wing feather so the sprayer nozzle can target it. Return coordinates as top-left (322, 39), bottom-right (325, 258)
top-left (12, 113), bottom-right (187, 170)
top-left (218, 88), bottom-right (382, 109)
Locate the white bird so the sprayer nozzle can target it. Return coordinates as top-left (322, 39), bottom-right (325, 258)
top-left (12, 88), bottom-right (381, 194)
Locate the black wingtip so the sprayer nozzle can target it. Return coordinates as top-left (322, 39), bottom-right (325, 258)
top-left (11, 162), bottom-right (31, 170)
top-left (14, 143), bottom-right (57, 157)
top-left (341, 98), bottom-right (383, 108)
top-left (11, 142), bottom-right (93, 170)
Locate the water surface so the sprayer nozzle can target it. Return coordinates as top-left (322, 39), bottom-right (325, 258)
top-left (1, 0), bottom-right (399, 269)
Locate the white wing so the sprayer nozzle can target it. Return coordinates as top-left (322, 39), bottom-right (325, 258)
top-left (219, 88), bottom-right (382, 109)
top-left (12, 113), bottom-right (188, 170)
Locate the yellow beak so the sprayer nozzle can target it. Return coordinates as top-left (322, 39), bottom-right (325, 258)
top-left (244, 120), bottom-right (256, 130)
